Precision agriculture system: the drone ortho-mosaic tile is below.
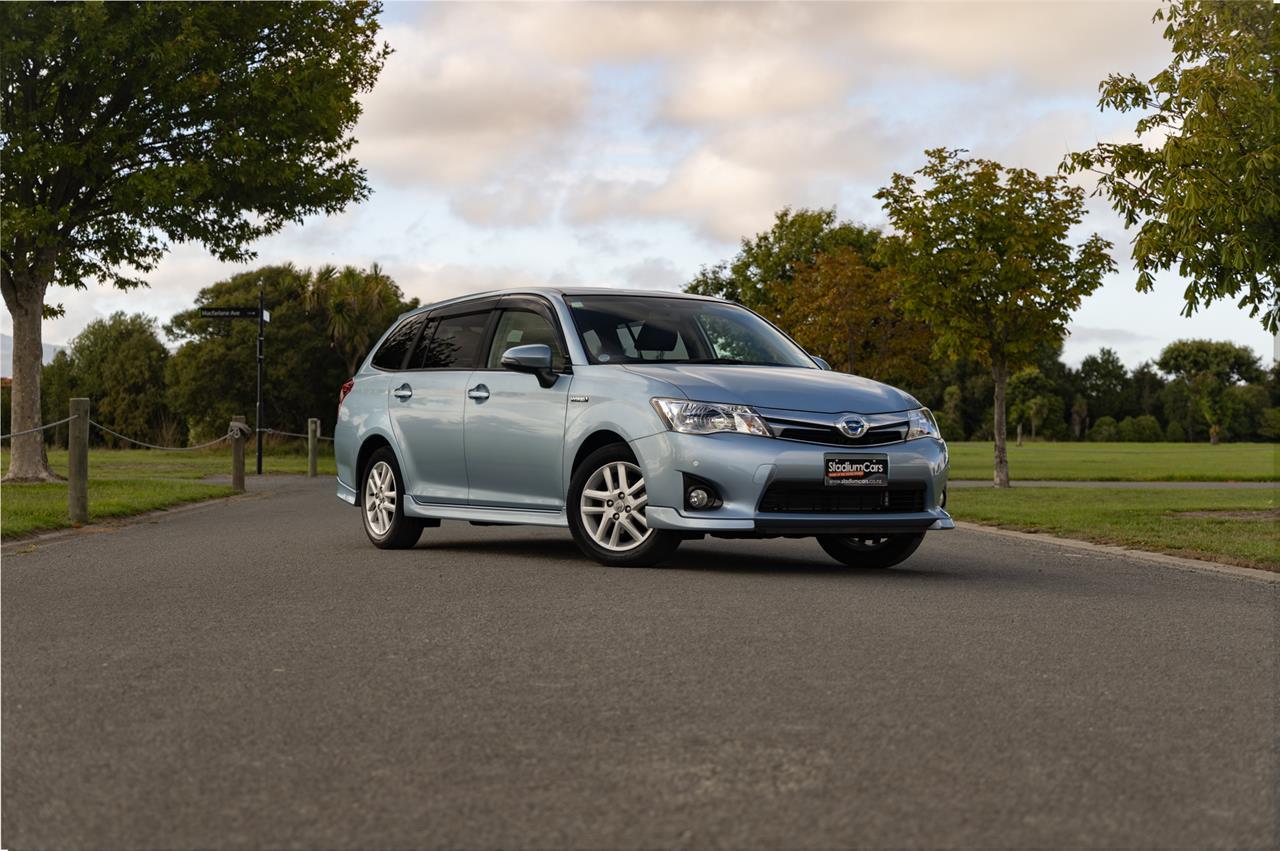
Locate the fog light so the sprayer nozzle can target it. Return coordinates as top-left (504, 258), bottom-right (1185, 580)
top-left (687, 488), bottom-right (712, 509)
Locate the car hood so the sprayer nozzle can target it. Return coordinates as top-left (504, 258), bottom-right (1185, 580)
top-left (622, 365), bottom-right (920, 414)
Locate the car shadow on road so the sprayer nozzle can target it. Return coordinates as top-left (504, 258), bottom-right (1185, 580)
top-left (417, 532), bottom-right (960, 580)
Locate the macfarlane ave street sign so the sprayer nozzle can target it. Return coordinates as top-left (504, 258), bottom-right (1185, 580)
top-left (200, 307), bottom-right (260, 319)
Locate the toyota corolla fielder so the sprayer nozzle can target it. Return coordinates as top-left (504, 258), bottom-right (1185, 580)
top-left (335, 288), bottom-right (952, 568)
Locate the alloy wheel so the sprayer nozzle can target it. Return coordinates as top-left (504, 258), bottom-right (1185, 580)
top-left (579, 460), bottom-right (652, 552)
top-left (364, 460), bottom-right (396, 537)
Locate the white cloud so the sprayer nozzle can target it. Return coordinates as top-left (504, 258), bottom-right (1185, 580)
top-left (356, 25), bottom-right (588, 187)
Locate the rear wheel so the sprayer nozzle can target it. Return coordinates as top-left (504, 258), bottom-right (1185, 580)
top-left (568, 444), bottom-right (681, 567)
top-left (817, 533), bottom-right (924, 569)
top-left (362, 447), bottom-right (425, 549)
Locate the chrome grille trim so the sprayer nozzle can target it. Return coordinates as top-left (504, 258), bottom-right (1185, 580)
top-left (757, 409), bottom-right (911, 448)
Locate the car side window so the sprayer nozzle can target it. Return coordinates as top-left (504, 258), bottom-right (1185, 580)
top-left (412, 311), bottom-right (489, 370)
top-left (485, 310), bottom-right (565, 370)
top-left (371, 314), bottom-right (426, 370)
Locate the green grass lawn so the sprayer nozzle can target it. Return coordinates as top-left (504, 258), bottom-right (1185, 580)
top-left (947, 441), bottom-right (1277, 482)
top-left (1, 445), bottom-right (336, 540)
top-left (949, 487), bottom-right (1278, 570)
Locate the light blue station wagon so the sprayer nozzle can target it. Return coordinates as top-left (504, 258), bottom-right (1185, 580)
top-left (335, 288), bottom-right (952, 567)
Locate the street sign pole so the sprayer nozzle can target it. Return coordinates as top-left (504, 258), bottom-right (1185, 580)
top-left (256, 281), bottom-right (265, 475)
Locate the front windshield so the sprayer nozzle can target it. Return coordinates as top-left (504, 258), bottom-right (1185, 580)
top-left (566, 295), bottom-right (816, 368)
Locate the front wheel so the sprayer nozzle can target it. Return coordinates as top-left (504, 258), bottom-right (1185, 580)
top-left (817, 533), bottom-right (925, 569)
top-left (568, 444), bottom-right (681, 567)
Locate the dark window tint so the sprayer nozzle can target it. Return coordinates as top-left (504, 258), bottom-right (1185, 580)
top-left (412, 311), bottom-right (490, 369)
top-left (485, 310), bottom-right (565, 370)
top-left (371, 315), bottom-right (426, 370)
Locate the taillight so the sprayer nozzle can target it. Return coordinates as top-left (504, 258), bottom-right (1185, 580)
top-left (338, 377), bottom-right (355, 408)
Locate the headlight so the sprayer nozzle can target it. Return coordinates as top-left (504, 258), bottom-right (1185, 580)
top-left (651, 398), bottom-right (772, 437)
top-left (906, 407), bottom-right (941, 441)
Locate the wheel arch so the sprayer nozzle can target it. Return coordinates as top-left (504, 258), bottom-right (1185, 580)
top-left (570, 429), bottom-right (635, 475)
top-left (356, 433), bottom-right (396, 485)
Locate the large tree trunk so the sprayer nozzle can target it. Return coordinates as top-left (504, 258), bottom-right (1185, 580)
top-left (991, 361), bottom-right (1011, 488)
top-left (2, 268), bottom-right (59, 482)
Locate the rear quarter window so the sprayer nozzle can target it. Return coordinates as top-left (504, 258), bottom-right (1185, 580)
top-left (371, 315), bottom-right (425, 370)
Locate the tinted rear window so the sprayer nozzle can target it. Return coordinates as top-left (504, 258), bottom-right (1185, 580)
top-left (371, 315), bottom-right (426, 370)
top-left (412, 311), bottom-right (490, 369)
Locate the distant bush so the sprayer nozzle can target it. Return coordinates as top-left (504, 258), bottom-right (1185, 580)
top-left (1260, 408), bottom-right (1280, 441)
top-left (1088, 416), bottom-right (1119, 442)
top-left (1116, 416), bottom-right (1138, 442)
top-left (1166, 420), bottom-right (1187, 442)
top-left (1132, 415), bottom-right (1164, 442)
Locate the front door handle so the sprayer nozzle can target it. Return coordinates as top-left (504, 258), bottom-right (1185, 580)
top-left (467, 384), bottom-right (490, 401)
top-left (393, 383), bottom-right (413, 401)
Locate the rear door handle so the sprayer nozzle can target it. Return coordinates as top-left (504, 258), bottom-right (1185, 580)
top-left (393, 383), bottom-right (413, 401)
top-left (467, 384), bottom-right (490, 401)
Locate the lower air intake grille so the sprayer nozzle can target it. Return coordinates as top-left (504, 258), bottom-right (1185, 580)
top-left (758, 483), bottom-right (926, 514)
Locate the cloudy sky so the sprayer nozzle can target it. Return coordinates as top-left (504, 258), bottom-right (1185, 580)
top-left (4, 0), bottom-right (1275, 369)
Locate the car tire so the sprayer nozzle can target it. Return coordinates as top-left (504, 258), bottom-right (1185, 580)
top-left (568, 443), bottom-right (681, 567)
top-left (816, 533), bottom-right (925, 569)
top-left (361, 447), bottom-right (425, 550)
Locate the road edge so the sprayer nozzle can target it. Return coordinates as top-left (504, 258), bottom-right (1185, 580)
top-left (955, 521), bottom-right (1279, 585)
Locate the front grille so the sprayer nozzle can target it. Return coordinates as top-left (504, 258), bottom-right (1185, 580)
top-left (770, 423), bottom-right (906, 447)
top-left (758, 482), bottom-right (926, 514)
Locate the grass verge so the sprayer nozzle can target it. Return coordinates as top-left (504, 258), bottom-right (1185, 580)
top-left (946, 441), bottom-right (1277, 482)
top-left (949, 486), bottom-right (1278, 571)
top-left (1, 446), bottom-right (336, 540)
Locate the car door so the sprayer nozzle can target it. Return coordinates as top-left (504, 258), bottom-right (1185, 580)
top-left (463, 296), bottom-right (572, 511)
top-left (389, 302), bottom-right (496, 504)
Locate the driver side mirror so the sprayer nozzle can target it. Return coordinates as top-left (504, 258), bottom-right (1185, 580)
top-left (811, 356), bottom-right (832, 371)
top-left (501, 344), bottom-right (559, 388)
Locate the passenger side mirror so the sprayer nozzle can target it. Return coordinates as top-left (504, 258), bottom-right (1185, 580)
top-left (811, 356), bottom-right (832, 371)
top-left (501, 344), bottom-right (558, 388)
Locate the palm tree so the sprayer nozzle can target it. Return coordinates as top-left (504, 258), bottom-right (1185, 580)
top-left (306, 264), bottom-right (410, 376)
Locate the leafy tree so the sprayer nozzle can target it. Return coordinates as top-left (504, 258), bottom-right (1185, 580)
top-left (772, 248), bottom-right (932, 386)
top-left (876, 148), bottom-right (1115, 486)
top-left (1009, 367), bottom-right (1056, 443)
top-left (1070, 394), bottom-right (1090, 440)
top-left (1, 1), bottom-right (389, 480)
top-left (689, 208), bottom-right (880, 313)
top-left (50, 313), bottom-right (173, 447)
top-left (1063, 1), bottom-right (1279, 332)
top-left (1130, 361), bottom-right (1168, 419)
top-left (1079, 347), bottom-right (1132, 421)
top-left (306, 263), bottom-right (416, 377)
top-left (1157, 339), bottom-right (1264, 443)
top-left (40, 350), bottom-right (74, 448)
top-left (1166, 420), bottom-right (1187, 442)
top-left (166, 266), bottom-right (350, 440)
top-left (1221, 383), bottom-right (1270, 440)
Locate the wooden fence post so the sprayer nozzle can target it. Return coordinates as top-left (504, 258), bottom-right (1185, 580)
top-left (231, 415), bottom-right (246, 493)
top-left (307, 418), bottom-right (320, 478)
top-left (68, 398), bottom-right (90, 524)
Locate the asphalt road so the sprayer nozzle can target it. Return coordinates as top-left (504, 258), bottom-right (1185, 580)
top-left (3, 478), bottom-right (1277, 850)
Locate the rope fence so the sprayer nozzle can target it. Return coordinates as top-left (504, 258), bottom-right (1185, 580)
top-left (89, 420), bottom-right (249, 451)
top-left (0, 414), bottom-right (79, 440)
top-left (6, 398), bottom-right (330, 526)
top-left (260, 427), bottom-right (335, 442)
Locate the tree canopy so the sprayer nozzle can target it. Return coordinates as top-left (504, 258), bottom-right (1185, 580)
top-left (1063, 0), bottom-right (1280, 332)
top-left (876, 148), bottom-right (1116, 485)
top-left (685, 207), bottom-right (930, 383)
top-left (1, 1), bottom-right (389, 479)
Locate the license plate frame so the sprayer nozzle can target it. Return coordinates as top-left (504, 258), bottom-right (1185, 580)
top-left (824, 454), bottom-right (889, 487)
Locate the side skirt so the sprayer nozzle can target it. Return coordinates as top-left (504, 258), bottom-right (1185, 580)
top-left (405, 498), bottom-right (569, 528)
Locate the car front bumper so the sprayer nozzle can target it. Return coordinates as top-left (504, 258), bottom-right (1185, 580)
top-left (631, 431), bottom-right (952, 536)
